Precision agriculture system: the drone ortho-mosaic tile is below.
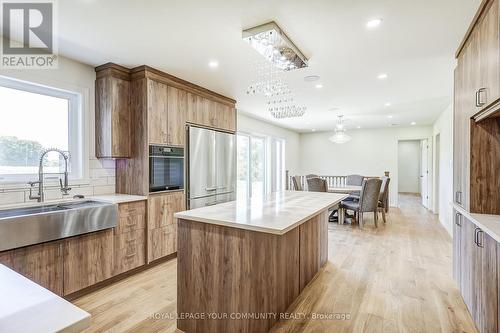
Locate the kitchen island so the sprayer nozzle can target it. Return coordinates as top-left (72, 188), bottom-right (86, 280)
top-left (174, 190), bottom-right (347, 333)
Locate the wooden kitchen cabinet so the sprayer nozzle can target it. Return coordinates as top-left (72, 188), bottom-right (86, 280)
top-left (148, 224), bottom-right (177, 263)
top-left (456, 215), bottom-right (498, 333)
top-left (147, 191), bottom-right (184, 263)
top-left (63, 229), bottom-right (114, 295)
top-left (113, 201), bottom-right (147, 275)
top-left (148, 79), bottom-right (169, 145)
top-left (148, 81), bottom-right (188, 146)
top-left (167, 86), bottom-right (187, 146)
top-left (95, 73), bottom-right (131, 158)
top-left (0, 242), bottom-right (64, 295)
top-left (477, 0), bottom-right (499, 111)
top-left (148, 191), bottom-right (185, 229)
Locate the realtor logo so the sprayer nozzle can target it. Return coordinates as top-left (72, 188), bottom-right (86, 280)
top-left (1, 0), bottom-right (58, 69)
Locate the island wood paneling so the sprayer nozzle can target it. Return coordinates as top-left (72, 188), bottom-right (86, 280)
top-left (177, 210), bottom-right (329, 333)
top-left (299, 211), bottom-right (329, 291)
top-left (470, 118), bottom-right (500, 214)
top-left (0, 241), bottom-right (64, 295)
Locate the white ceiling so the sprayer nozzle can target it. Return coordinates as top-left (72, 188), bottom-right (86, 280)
top-left (50, 0), bottom-right (479, 132)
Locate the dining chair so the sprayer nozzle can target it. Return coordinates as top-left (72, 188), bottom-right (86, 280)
top-left (340, 178), bottom-right (382, 228)
top-left (344, 174), bottom-right (364, 201)
top-left (292, 176), bottom-right (303, 191)
top-left (378, 176), bottom-right (390, 223)
top-left (306, 177), bottom-right (327, 192)
top-left (346, 174), bottom-right (364, 186)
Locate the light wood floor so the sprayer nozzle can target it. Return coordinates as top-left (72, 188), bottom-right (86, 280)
top-left (73, 194), bottom-right (477, 333)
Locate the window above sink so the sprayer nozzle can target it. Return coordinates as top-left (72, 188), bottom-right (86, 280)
top-left (0, 76), bottom-right (83, 183)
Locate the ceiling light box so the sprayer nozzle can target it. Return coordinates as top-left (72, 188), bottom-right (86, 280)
top-left (242, 21), bottom-right (308, 71)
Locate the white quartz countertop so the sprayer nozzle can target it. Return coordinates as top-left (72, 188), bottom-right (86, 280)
top-left (90, 194), bottom-right (147, 204)
top-left (175, 191), bottom-right (348, 235)
top-left (455, 204), bottom-right (500, 243)
top-left (0, 264), bottom-right (90, 333)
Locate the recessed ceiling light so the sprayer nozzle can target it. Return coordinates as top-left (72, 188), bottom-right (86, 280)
top-left (387, 115), bottom-right (393, 119)
top-left (304, 75), bottom-right (320, 82)
top-left (384, 102), bottom-right (392, 107)
top-left (312, 129), bottom-right (316, 132)
top-left (411, 121), bottom-right (416, 125)
top-left (357, 126), bottom-right (362, 129)
top-left (377, 73), bottom-right (388, 80)
top-left (208, 60), bottom-right (219, 68)
top-left (366, 18), bottom-right (383, 29)
top-left (315, 84), bottom-right (323, 89)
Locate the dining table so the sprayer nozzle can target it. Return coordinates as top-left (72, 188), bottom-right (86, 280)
top-left (328, 185), bottom-right (362, 194)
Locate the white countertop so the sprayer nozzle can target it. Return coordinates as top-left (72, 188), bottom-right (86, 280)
top-left (455, 204), bottom-right (500, 243)
top-left (0, 264), bottom-right (90, 333)
top-left (175, 191), bottom-right (348, 235)
top-left (0, 193), bottom-right (147, 211)
top-left (90, 194), bottom-right (147, 204)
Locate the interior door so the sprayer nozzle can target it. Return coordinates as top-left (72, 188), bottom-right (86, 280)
top-left (189, 126), bottom-right (216, 199)
top-left (420, 139), bottom-right (429, 208)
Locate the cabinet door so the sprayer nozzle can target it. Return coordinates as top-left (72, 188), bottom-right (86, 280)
top-left (166, 86), bottom-right (187, 146)
top-left (148, 224), bottom-right (177, 263)
top-left (0, 242), bottom-right (63, 295)
top-left (478, 0), bottom-right (500, 111)
top-left (63, 230), bottom-right (114, 295)
top-left (478, 229), bottom-right (497, 333)
top-left (453, 210), bottom-right (462, 285)
top-left (460, 217), bottom-right (477, 317)
top-left (148, 191), bottom-right (185, 229)
top-left (148, 79), bottom-right (169, 144)
top-left (453, 64), bottom-right (465, 207)
top-left (214, 103), bottom-right (236, 132)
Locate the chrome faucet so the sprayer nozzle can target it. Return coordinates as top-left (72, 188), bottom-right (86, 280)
top-left (28, 148), bottom-right (72, 202)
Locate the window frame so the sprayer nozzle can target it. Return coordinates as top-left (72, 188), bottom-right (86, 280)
top-left (237, 131), bottom-right (285, 198)
top-left (0, 76), bottom-right (83, 183)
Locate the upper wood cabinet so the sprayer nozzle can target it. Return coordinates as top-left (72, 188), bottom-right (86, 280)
top-left (0, 242), bottom-right (64, 296)
top-left (147, 79), bottom-right (169, 145)
top-left (456, 0), bottom-right (499, 116)
top-left (166, 85), bottom-right (187, 145)
top-left (95, 66), bottom-right (131, 158)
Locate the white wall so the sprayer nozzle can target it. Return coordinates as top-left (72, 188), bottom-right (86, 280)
top-left (397, 140), bottom-right (421, 193)
top-left (237, 113), bottom-right (301, 175)
top-left (299, 126), bottom-right (433, 206)
top-left (433, 104), bottom-right (454, 236)
top-left (0, 56), bottom-right (115, 204)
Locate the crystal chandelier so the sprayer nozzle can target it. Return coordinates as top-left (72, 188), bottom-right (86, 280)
top-left (242, 21), bottom-right (308, 71)
top-left (329, 116), bottom-right (352, 144)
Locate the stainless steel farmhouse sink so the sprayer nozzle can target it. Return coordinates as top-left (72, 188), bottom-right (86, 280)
top-left (0, 200), bottom-right (118, 251)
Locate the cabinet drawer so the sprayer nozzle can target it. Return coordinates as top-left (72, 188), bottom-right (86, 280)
top-left (148, 192), bottom-right (185, 229)
top-left (148, 224), bottom-right (177, 263)
top-left (114, 232), bottom-right (146, 275)
top-left (115, 201), bottom-right (147, 234)
top-left (119, 201), bottom-right (146, 217)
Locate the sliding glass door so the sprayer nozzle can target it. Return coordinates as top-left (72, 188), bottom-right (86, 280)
top-left (237, 132), bottom-right (285, 198)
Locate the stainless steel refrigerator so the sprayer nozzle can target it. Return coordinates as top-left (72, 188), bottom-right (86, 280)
top-left (186, 125), bottom-right (236, 209)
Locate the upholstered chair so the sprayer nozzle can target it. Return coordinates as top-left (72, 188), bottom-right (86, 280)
top-left (340, 178), bottom-right (383, 228)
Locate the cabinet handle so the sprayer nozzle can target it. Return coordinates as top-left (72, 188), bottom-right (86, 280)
top-left (477, 229), bottom-right (484, 248)
top-left (474, 227), bottom-right (479, 246)
top-left (475, 90), bottom-right (480, 107)
top-left (455, 212), bottom-right (462, 227)
top-left (455, 191), bottom-right (462, 205)
top-left (477, 88), bottom-right (487, 107)
top-left (125, 252), bottom-right (137, 258)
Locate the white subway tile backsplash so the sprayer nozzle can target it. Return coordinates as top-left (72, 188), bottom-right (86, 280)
top-left (93, 184), bottom-right (115, 195)
top-left (0, 155), bottom-right (116, 206)
top-left (0, 191), bottom-right (25, 205)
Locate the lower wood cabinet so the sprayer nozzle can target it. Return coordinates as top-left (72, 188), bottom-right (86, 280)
top-left (0, 241), bottom-right (64, 295)
top-left (453, 209), bottom-right (498, 333)
top-left (63, 229), bottom-right (114, 295)
top-left (148, 224), bottom-right (177, 263)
